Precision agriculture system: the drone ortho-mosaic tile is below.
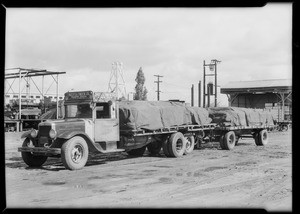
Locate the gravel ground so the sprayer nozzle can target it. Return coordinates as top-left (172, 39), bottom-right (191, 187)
top-left (5, 130), bottom-right (292, 210)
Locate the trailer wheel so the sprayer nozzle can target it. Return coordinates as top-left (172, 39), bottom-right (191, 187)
top-left (127, 146), bottom-right (146, 156)
top-left (21, 138), bottom-right (48, 167)
top-left (168, 132), bottom-right (186, 157)
top-left (255, 129), bottom-right (268, 146)
top-left (61, 136), bottom-right (89, 170)
top-left (222, 131), bottom-right (236, 150)
top-left (184, 135), bottom-right (195, 155)
top-left (147, 141), bottom-right (162, 155)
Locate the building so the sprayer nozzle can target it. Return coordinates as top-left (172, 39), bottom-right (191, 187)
top-left (221, 79), bottom-right (292, 122)
top-left (4, 93), bottom-right (64, 105)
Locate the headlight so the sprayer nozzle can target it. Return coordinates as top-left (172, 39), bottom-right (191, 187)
top-left (30, 129), bottom-right (38, 138)
top-left (49, 129), bottom-right (57, 139)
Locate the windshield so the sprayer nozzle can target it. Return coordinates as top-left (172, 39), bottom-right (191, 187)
top-left (65, 104), bottom-right (92, 118)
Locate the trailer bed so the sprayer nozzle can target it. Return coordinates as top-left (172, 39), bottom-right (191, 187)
top-left (120, 123), bottom-right (217, 137)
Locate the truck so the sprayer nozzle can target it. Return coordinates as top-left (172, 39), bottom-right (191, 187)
top-left (18, 90), bottom-right (273, 170)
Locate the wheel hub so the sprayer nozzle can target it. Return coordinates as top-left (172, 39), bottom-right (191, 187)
top-left (71, 145), bottom-right (83, 163)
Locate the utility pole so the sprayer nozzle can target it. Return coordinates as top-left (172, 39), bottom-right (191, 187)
top-left (198, 81), bottom-right (201, 107)
top-left (191, 84), bottom-right (194, 106)
top-left (154, 75), bottom-right (163, 101)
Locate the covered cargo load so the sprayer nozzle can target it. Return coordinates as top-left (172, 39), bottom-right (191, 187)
top-left (119, 101), bottom-right (212, 131)
top-left (208, 107), bottom-right (274, 126)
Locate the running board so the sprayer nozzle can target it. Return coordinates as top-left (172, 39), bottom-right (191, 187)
top-left (100, 149), bottom-right (125, 153)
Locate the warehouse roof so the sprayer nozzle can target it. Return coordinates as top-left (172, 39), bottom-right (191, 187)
top-left (221, 79), bottom-right (292, 94)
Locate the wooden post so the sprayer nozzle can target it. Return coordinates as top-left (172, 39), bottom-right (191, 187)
top-left (203, 61), bottom-right (206, 107)
top-left (191, 84), bottom-right (194, 107)
top-left (207, 84), bottom-right (210, 107)
top-left (198, 81), bottom-right (201, 107)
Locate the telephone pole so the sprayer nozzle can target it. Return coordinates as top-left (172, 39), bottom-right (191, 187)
top-left (154, 75), bottom-right (163, 101)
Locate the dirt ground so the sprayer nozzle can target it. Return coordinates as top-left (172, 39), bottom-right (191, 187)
top-left (5, 130), bottom-right (292, 210)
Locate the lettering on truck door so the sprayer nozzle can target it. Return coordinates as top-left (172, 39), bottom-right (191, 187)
top-left (94, 102), bottom-right (119, 142)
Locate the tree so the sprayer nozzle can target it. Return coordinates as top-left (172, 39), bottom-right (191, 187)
top-left (134, 67), bottom-right (148, 100)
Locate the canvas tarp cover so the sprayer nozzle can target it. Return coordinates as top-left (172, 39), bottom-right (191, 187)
top-left (119, 101), bottom-right (211, 131)
top-left (208, 107), bottom-right (274, 126)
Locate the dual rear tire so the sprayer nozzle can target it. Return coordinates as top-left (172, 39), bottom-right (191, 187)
top-left (254, 129), bottom-right (269, 146)
top-left (220, 131), bottom-right (236, 150)
top-left (162, 132), bottom-right (187, 157)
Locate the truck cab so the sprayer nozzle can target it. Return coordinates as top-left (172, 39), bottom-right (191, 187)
top-left (18, 91), bottom-right (124, 170)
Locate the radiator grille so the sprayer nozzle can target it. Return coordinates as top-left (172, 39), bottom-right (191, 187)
top-left (38, 125), bottom-right (51, 138)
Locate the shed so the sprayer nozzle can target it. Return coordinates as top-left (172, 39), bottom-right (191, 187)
top-left (221, 79), bottom-right (292, 121)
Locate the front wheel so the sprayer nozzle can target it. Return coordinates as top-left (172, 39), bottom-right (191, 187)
top-left (61, 136), bottom-right (89, 170)
top-left (21, 138), bottom-right (48, 167)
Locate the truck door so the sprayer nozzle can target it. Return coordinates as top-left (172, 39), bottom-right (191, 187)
top-left (94, 102), bottom-right (119, 142)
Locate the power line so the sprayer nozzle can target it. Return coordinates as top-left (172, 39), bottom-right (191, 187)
top-left (154, 75), bottom-right (163, 101)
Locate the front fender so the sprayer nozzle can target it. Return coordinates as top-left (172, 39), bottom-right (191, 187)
top-left (57, 131), bottom-right (101, 153)
top-left (21, 129), bottom-right (32, 139)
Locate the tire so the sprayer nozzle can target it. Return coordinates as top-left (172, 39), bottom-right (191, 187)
top-left (219, 135), bottom-right (226, 150)
top-left (127, 146), bottom-right (146, 156)
top-left (21, 138), bottom-right (48, 167)
top-left (168, 132), bottom-right (186, 157)
top-left (222, 131), bottom-right (236, 150)
top-left (162, 137), bottom-right (171, 157)
top-left (235, 136), bottom-right (240, 146)
top-left (61, 136), bottom-right (89, 170)
top-left (282, 125), bottom-right (288, 132)
top-left (255, 129), bottom-right (268, 146)
top-left (147, 141), bottom-right (162, 155)
top-left (184, 135), bottom-right (195, 155)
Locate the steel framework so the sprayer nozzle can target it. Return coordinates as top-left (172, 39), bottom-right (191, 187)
top-left (5, 68), bottom-right (66, 119)
top-left (108, 62), bottom-right (127, 100)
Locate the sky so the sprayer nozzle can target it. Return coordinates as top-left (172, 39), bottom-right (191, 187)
top-left (5, 4), bottom-right (292, 106)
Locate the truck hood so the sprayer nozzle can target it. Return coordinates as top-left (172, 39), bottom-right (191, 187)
top-left (39, 118), bottom-right (92, 132)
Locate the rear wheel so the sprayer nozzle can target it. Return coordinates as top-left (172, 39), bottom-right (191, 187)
top-left (127, 146), bottom-right (146, 156)
top-left (61, 136), bottom-right (89, 170)
top-left (255, 129), bottom-right (268, 146)
top-left (222, 131), bottom-right (236, 150)
top-left (147, 141), bottom-right (162, 155)
top-left (21, 138), bottom-right (48, 167)
top-left (168, 132), bottom-right (186, 157)
top-left (184, 135), bottom-right (195, 155)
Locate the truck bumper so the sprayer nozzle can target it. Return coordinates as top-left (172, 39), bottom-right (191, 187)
top-left (18, 147), bottom-right (61, 155)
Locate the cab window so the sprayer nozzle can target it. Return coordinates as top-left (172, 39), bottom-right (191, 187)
top-left (65, 104), bottom-right (92, 118)
top-left (96, 103), bottom-right (110, 119)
